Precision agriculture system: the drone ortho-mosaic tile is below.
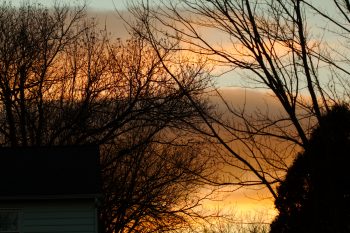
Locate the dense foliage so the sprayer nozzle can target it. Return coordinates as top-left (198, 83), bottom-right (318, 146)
top-left (271, 105), bottom-right (350, 233)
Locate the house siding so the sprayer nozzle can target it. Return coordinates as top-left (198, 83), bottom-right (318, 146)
top-left (0, 199), bottom-right (97, 233)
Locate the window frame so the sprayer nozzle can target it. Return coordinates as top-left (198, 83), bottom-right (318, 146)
top-left (0, 209), bottom-right (21, 233)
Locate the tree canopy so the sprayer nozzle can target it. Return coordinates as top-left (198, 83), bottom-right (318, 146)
top-left (271, 105), bottom-right (350, 233)
top-left (5, 0), bottom-right (350, 231)
top-left (128, 0), bottom-right (350, 199)
top-left (0, 1), bottom-right (215, 232)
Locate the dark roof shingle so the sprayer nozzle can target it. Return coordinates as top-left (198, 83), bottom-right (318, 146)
top-left (0, 146), bottom-right (101, 199)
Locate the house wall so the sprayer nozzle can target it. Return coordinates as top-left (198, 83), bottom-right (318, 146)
top-left (0, 199), bottom-right (98, 233)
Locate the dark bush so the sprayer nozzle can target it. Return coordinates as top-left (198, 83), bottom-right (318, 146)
top-left (271, 105), bottom-right (350, 233)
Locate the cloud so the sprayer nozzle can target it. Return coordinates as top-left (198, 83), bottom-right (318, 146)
top-left (87, 9), bottom-right (131, 39)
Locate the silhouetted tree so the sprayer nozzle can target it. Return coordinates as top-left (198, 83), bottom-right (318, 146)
top-left (101, 130), bottom-right (214, 233)
top-left (270, 105), bottom-right (350, 233)
top-left (0, 2), bottom-right (210, 147)
top-left (0, 2), bottom-right (215, 232)
top-left (128, 0), bottom-right (350, 200)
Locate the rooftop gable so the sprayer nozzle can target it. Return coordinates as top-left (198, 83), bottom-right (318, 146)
top-left (0, 146), bottom-right (101, 199)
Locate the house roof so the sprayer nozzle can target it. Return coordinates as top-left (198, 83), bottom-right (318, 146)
top-left (0, 145), bottom-right (101, 200)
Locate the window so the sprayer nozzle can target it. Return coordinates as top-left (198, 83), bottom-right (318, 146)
top-left (0, 210), bottom-right (20, 233)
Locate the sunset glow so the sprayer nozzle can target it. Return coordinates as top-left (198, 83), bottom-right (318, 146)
top-left (4, 1), bottom-right (348, 232)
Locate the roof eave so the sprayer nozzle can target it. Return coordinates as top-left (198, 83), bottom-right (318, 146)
top-left (0, 193), bottom-right (102, 201)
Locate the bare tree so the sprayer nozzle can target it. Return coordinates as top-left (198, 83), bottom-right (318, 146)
top-left (0, 1), bottom-right (215, 232)
top-left (100, 128), bottom-right (215, 233)
top-left (128, 0), bottom-right (350, 199)
top-left (0, 1), bottom-right (211, 146)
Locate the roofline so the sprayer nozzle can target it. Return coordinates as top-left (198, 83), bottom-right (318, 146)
top-left (0, 193), bottom-right (102, 201)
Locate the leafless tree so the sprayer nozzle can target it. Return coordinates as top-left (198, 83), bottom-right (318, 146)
top-left (182, 209), bottom-right (270, 233)
top-left (128, 0), bottom-right (350, 199)
top-left (0, 1), bottom-right (216, 232)
top-left (100, 127), bottom-right (216, 233)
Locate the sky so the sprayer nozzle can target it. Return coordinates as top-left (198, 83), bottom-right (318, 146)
top-left (10, 0), bottom-right (276, 217)
top-left (7, 1), bottom-right (348, 227)
top-left (11, 0), bottom-right (125, 10)
top-left (9, 0), bottom-right (279, 223)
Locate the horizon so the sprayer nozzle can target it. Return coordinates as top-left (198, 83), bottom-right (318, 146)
top-left (2, 0), bottom-right (286, 223)
top-left (5, 0), bottom-right (344, 231)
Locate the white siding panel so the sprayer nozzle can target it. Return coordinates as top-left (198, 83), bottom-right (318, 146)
top-left (24, 211), bottom-right (94, 220)
top-left (0, 200), bottom-right (97, 233)
top-left (24, 225), bottom-right (94, 233)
